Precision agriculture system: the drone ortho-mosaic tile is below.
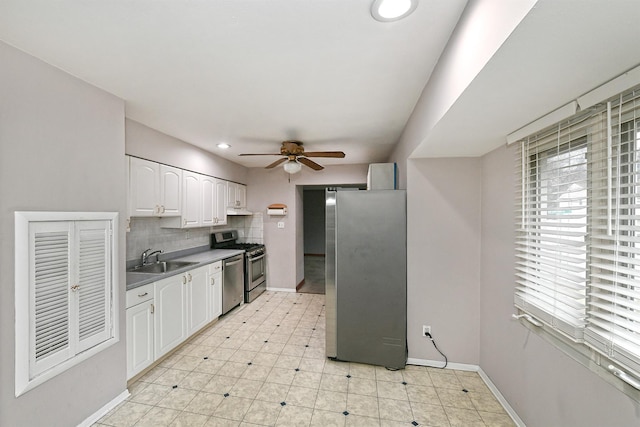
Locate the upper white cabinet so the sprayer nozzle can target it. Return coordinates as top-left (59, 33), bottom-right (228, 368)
top-left (129, 157), bottom-right (182, 217)
top-left (182, 170), bottom-right (201, 227)
top-left (227, 182), bottom-right (247, 209)
top-left (202, 176), bottom-right (227, 226)
top-left (128, 156), bottom-right (242, 227)
top-left (214, 179), bottom-right (228, 226)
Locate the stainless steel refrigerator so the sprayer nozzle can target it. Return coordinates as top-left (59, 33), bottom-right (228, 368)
top-left (325, 188), bottom-right (407, 369)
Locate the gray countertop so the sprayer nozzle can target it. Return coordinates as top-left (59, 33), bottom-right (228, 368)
top-left (126, 248), bottom-right (245, 290)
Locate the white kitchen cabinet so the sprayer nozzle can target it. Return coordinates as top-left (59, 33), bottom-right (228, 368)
top-left (201, 175), bottom-right (216, 227)
top-left (214, 179), bottom-right (228, 226)
top-left (162, 172), bottom-right (229, 228)
top-left (159, 164), bottom-right (182, 215)
top-left (129, 157), bottom-right (182, 217)
top-left (207, 261), bottom-right (223, 321)
top-left (186, 265), bottom-right (209, 336)
top-left (126, 284), bottom-right (154, 379)
top-left (181, 170), bottom-right (201, 227)
top-left (227, 182), bottom-right (247, 209)
top-left (154, 274), bottom-right (187, 359)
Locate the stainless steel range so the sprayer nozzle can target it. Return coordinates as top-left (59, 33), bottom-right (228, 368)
top-left (211, 230), bottom-right (266, 303)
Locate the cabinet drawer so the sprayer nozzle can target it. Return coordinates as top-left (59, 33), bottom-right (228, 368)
top-left (209, 261), bottom-right (222, 274)
top-left (126, 283), bottom-right (154, 308)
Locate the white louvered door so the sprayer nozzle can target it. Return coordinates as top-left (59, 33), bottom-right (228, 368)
top-left (27, 219), bottom-right (113, 379)
top-left (75, 220), bottom-right (112, 353)
top-left (29, 221), bottom-right (73, 377)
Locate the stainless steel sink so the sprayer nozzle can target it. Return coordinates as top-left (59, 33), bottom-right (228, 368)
top-left (127, 260), bottom-right (198, 274)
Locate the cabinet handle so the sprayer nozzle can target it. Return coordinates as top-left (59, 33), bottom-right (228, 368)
top-left (71, 284), bottom-right (79, 292)
top-left (211, 277), bottom-right (215, 285)
top-left (155, 205), bottom-right (160, 214)
top-left (188, 273), bottom-right (192, 282)
top-left (161, 205), bottom-right (166, 214)
top-left (138, 292), bottom-right (148, 297)
top-left (183, 219), bottom-right (187, 226)
top-left (150, 303), bottom-right (154, 314)
top-left (183, 276), bottom-right (187, 284)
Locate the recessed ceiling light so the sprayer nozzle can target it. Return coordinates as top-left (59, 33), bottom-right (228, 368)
top-left (217, 143), bottom-right (230, 149)
top-left (371, 0), bottom-right (418, 22)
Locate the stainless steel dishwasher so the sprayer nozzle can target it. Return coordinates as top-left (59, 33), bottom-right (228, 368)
top-left (222, 254), bottom-right (244, 314)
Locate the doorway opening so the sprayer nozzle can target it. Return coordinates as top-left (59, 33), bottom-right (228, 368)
top-left (298, 185), bottom-right (364, 294)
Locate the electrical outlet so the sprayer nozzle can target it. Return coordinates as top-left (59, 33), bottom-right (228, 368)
top-left (277, 221), bottom-right (285, 229)
top-left (423, 325), bottom-right (431, 336)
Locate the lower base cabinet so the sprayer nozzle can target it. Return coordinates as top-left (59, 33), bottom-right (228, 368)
top-left (207, 261), bottom-right (223, 321)
top-left (126, 261), bottom-right (225, 380)
top-left (154, 274), bottom-right (187, 359)
top-left (126, 284), bottom-right (155, 379)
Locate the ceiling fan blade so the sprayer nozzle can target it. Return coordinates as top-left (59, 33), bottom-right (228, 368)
top-left (298, 157), bottom-right (324, 171)
top-left (239, 153), bottom-right (282, 156)
top-left (302, 151), bottom-right (346, 158)
top-left (265, 158), bottom-right (287, 169)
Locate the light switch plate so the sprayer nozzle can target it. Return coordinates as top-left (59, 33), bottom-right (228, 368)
top-left (277, 221), bottom-right (285, 229)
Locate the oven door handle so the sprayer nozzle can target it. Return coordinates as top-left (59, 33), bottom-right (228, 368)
top-left (249, 253), bottom-right (266, 262)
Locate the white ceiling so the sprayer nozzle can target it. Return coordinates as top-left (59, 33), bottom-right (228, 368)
top-left (2, 0), bottom-right (640, 168)
top-left (0, 0), bottom-right (467, 168)
top-left (415, 0), bottom-right (640, 158)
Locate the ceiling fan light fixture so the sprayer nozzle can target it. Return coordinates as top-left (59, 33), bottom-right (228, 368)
top-left (371, 0), bottom-right (417, 22)
top-left (283, 159), bottom-right (302, 174)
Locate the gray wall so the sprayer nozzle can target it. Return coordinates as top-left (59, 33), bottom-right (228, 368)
top-left (0, 41), bottom-right (127, 426)
top-left (480, 144), bottom-right (640, 426)
top-left (406, 158), bottom-right (481, 365)
top-left (303, 190), bottom-right (326, 255)
top-left (126, 119), bottom-right (248, 184)
top-left (247, 165), bottom-right (368, 290)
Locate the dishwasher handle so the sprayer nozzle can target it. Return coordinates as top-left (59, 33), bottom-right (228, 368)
top-left (224, 255), bottom-right (244, 267)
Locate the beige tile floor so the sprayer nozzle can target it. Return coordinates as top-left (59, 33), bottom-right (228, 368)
top-left (95, 292), bottom-right (515, 427)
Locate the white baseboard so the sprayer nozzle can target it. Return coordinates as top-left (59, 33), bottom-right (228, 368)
top-left (407, 357), bottom-right (478, 372)
top-left (77, 389), bottom-right (130, 427)
top-left (407, 358), bottom-right (525, 427)
top-left (266, 287), bottom-right (296, 293)
top-left (477, 368), bottom-right (526, 427)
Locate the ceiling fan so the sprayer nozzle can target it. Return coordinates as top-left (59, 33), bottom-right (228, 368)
top-left (239, 140), bottom-right (345, 173)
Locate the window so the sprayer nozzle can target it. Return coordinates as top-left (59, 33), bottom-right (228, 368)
top-left (515, 85), bottom-right (640, 394)
top-left (15, 212), bottom-right (119, 396)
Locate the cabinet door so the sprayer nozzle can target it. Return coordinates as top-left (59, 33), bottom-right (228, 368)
top-left (182, 171), bottom-right (201, 227)
top-left (159, 165), bottom-right (182, 216)
top-left (227, 182), bottom-right (237, 208)
top-left (130, 157), bottom-right (159, 216)
top-left (236, 184), bottom-right (247, 208)
top-left (126, 302), bottom-right (154, 379)
top-left (207, 261), bottom-right (223, 321)
top-left (154, 275), bottom-right (186, 358)
top-left (214, 179), bottom-right (228, 225)
top-left (187, 266), bottom-right (209, 336)
top-left (201, 176), bottom-right (216, 226)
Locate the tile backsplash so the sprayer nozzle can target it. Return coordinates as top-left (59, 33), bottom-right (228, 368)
top-left (126, 212), bottom-right (264, 261)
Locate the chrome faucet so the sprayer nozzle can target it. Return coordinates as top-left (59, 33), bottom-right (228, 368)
top-left (141, 249), bottom-right (163, 265)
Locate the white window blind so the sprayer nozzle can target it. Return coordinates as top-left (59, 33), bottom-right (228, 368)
top-left (516, 84), bottom-right (640, 384)
top-left (515, 113), bottom-right (590, 340)
top-left (586, 88), bottom-right (640, 375)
